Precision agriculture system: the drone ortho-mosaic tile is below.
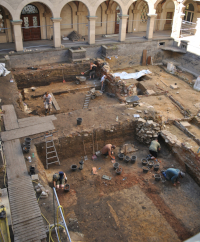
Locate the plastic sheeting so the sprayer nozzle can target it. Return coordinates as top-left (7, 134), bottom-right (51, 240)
top-left (194, 76), bottom-right (200, 91)
top-left (0, 63), bottom-right (10, 76)
top-left (113, 70), bottom-right (151, 80)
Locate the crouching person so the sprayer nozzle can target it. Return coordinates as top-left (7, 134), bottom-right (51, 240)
top-left (162, 168), bottom-right (185, 186)
top-left (53, 171), bottom-right (67, 189)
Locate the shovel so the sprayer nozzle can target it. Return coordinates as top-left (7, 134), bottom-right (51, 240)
top-left (81, 69), bottom-right (90, 75)
top-left (92, 132), bottom-right (97, 160)
top-left (83, 140), bottom-right (88, 161)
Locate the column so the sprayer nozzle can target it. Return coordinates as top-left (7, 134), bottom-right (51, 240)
top-left (119, 15), bottom-right (129, 42)
top-left (11, 20), bottom-right (23, 52)
top-left (194, 18), bottom-right (200, 39)
top-left (171, 3), bottom-right (185, 39)
top-left (51, 18), bottom-right (62, 48)
top-left (146, 14), bottom-right (157, 40)
top-left (87, 16), bottom-right (98, 45)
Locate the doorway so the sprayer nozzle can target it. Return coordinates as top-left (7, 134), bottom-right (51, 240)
top-left (164, 12), bottom-right (173, 30)
top-left (21, 4), bottom-right (41, 41)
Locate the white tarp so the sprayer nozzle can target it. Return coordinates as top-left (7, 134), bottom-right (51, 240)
top-left (113, 70), bottom-right (151, 80)
top-left (194, 76), bottom-right (200, 91)
top-left (0, 63), bottom-right (10, 77)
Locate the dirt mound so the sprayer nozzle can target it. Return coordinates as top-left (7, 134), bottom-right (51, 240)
top-left (67, 31), bottom-right (85, 41)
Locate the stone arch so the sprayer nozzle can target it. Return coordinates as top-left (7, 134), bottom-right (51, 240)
top-left (154, 0), bottom-right (176, 10)
top-left (94, 0), bottom-right (124, 16)
top-left (16, 0), bottom-right (55, 19)
top-left (58, 0), bottom-right (90, 16)
top-left (0, 1), bottom-right (15, 19)
top-left (95, 1), bottom-right (107, 35)
top-left (182, 0), bottom-right (198, 23)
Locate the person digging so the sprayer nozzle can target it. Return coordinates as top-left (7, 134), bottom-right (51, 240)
top-left (89, 62), bottom-right (97, 80)
top-left (149, 138), bottom-right (161, 160)
top-left (43, 92), bottom-right (52, 115)
top-left (101, 144), bottom-right (116, 160)
top-left (161, 168), bottom-right (185, 186)
top-left (53, 171), bottom-right (67, 189)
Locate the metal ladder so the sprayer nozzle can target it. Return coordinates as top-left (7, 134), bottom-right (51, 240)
top-left (83, 93), bottom-right (91, 109)
top-left (45, 133), bottom-right (60, 169)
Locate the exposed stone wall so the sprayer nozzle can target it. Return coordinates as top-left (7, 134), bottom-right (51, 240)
top-left (136, 118), bottom-right (162, 144)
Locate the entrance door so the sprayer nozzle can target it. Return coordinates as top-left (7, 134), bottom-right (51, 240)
top-left (21, 5), bottom-right (41, 41)
top-left (115, 8), bottom-right (120, 34)
top-left (166, 12), bottom-right (173, 24)
top-left (21, 14), bottom-right (41, 41)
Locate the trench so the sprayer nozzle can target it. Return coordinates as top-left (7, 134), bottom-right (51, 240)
top-left (34, 120), bottom-right (200, 241)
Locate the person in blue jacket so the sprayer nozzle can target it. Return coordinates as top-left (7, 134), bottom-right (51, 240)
top-left (161, 168), bottom-right (185, 186)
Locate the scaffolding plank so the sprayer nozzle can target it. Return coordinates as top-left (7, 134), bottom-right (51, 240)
top-left (18, 115), bottom-right (57, 128)
top-left (2, 105), bottom-right (19, 131)
top-left (142, 49), bottom-right (147, 66)
top-left (1, 121), bottom-right (55, 141)
top-left (50, 93), bottom-right (61, 111)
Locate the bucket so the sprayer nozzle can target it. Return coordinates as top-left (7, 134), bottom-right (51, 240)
top-left (77, 118), bottom-right (82, 125)
top-left (141, 159), bottom-right (148, 166)
top-left (143, 166), bottom-right (149, 173)
top-left (29, 166), bottom-right (35, 175)
top-left (154, 174), bottom-right (161, 181)
top-left (64, 184), bottom-right (70, 192)
top-left (131, 156), bottom-right (137, 164)
top-left (118, 153), bottom-right (124, 160)
top-left (116, 167), bottom-right (122, 175)
top-left (148, 161), bottom-right (154, 168)
top-left (23, 146), bottom-right (30, 154)
top-left (113, 162), bottom-right (119, 170)
top-left (71, 165), bottom-right (77, 171)
top-left (154, 164), bottom-right (159, 171)
top-left (124, 156), bottom-right (130, 163)
top-left (25, 137), bottom-right (31, 146)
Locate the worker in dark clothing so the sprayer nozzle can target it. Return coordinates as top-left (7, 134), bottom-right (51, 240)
top-left (161, 168), bottom-right (185, 186)
top-left (53, 171), bottom-right (67, 189)
top-left (149, 139), bottom-right (161, 159)
top-left (89, 62), bottom-right (97, 79)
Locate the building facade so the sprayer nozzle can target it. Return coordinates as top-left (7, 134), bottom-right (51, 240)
top-left (0, 0), bottom-right (199, 51)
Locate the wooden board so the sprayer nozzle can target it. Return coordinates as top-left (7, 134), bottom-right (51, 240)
top-left (50, 93), bottom-right (60, 111)
top-left (147, 56), bottom-right (151, 65)
top-left (2, 105), bottom-right (19, 131)
top-left (18, 115), bottom-right (57, 128)
top-left (1, 121), bottom-right (55, 141)
top-left (142, 50), bottom-right (147, 66)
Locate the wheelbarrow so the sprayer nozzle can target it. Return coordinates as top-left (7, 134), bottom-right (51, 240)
top-left (90, 88), bottom-right (103, 100)
top-left (75, 76), bottom-right (86, 85)
top-left (126, 95), bottom-right (140, 107)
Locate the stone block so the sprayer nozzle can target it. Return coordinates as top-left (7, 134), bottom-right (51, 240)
top-left (170, 84), bottom-right (179, 89)
top-left (137, 118), bottom-right (146, 123)
top-left (180, 121), bottom-right (191, 128)
top-left (31, 174), bottom-right (39, 181)
top-left (69, 47), bottom-right (86, 60)
top-left (102, 45), bottom-right (118, 58)
top-left (146, 90), bottom-right (155, 95)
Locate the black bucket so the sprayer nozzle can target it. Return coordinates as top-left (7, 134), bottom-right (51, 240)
top-left (124, 156), bottom-right (130, 163)
top-left (131, 156), bottom-right (137, 164)
top-left (23, 146), bottom-right (30, 154)
top-left (77, 118), bottom-right (82, 125)
top-left (143, 166), bottom-right (149, 173)
top-left (154, 174), bottom-right (161, 181)
top-left (142, 159), bottom-right (148, 166)
top-left (116, 167), bottom-right (122, 175)
top-left (118, 153), bottom-right (124, 160)
top-left (29, 166), bottom-right (35, 175)
top-left (154, 164), bottom-right (160, 171)
top-left (113, 162), bottom-right (119, 169)
top-left (148, 161), bottom-right (154, 168)
top-left (25, 137), bottom-right (31, 146)
top-left (71, 165), bottom-right (77, 171)
top-left (64, 184), bottom-right (70, 192)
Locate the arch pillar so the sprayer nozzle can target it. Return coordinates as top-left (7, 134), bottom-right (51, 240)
top-left (87, 16), bottom-right (98, 44)
top-left (11, 20), bottom-right (23, 52)
top-left (51, 17), bottom-right (62, 48)
top-left (119, 14), bottom-right (128, 41)
top-left (195, 18), bottom-right (200, 38)
top-left (146, 14), bottom-right (157, 39)
top-left (171, 2), bottom-right (185, 39)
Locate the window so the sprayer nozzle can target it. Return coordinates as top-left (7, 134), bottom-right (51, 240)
top-left (184, 3), bottom-right (194, 22)
top-left (0, 7), bottom-right (5, 33)
top-left (140, 2), bottom-right (148, 23)
top-left (21, 5), bottom-right (39, 14)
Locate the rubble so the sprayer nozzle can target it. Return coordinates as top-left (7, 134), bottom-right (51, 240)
top-left (136, 119), bottom-right (162, 144)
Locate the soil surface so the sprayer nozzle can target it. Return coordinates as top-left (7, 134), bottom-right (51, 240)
top-left (34, 138), bottom-right (200, 242)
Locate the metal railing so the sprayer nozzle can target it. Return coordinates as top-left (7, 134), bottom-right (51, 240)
top-left (180, 20), bottom-right (196, 37)
top-left (53, 187), bottom-right (71, 242)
